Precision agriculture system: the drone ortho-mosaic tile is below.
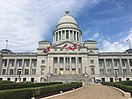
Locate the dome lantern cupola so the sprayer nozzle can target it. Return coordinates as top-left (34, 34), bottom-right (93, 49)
top-left (53, 10), bottom-right (82, 45)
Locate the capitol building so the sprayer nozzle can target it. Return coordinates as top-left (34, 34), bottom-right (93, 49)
top-left (0, 10), bottom-right (132, 83)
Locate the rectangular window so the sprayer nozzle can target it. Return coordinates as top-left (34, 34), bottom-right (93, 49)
top-left (106, 59), bottom-right (112, 67)
top-left (42, 60), bottom-right (45, 64)
top-left (78, 57), bottom-right (81, 64)
top-left (2, 59), bottom-right (7, 67)
top-left (122, 59), bottom-right (127, 67)
top-left (60, 58), bottom-right (63, 63)
top-left (24, 59), bottom-right (30, 67)
top-left (99, 59), bottom-right (104, 67)
top-left (123, 69), bottom-right (127, 75)
top-left (54, 57), bottom-right (58, 64)
top-left (130, 59), bottom-right (132, 66)
top-left (17, 69), bottom-right (22, 75)
top-left (91, 68), bottom-right (95, 75)
top-left (100, 69), bottom-right (104, 75)
top-left (32, 59), bottom-right (37, 67)
top-left (90, 60), bottom-right (94, 64)
top-left (2, 69), bottom-right (6, 75)
top-left (114, 59), bottom-right (119, 67)
top-left (9, 59), bottom-right (15, 67)
top-left (25, 69), bottom-right (29, 75)
top-left (9, 69), bottom-right (14, 75)
top-left (32, 69), bottom-right (36, 75)
top-left (17, 59), bottom-right (22, 67)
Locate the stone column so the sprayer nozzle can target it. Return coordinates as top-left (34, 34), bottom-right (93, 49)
top-left (58, 57), bottom-right (60, 74)
top-left (6, 59), bottom-right (9, 75)
top-left (14, 59), bottom-right (17, 75)
top-left (69, 57), bottom-right (72, 74)
top-left (111, 59), bottom-right (114, 75)
top-left (57, 32), bottom-right (59, 41)
top-left (119, 59), bottom-right (122, 75)
top-left (29, 59), bottom-right (32, 75)
top-left (64, 57), bottom-right (66, 74)
top-left (75, 57), bottom-right (78, 74)
top-left (104, 59), bottom-right (107, 75)
top-left (127, 58), bottom-right (131, 75)
top-left (21, 59), bottom-right (24, 75)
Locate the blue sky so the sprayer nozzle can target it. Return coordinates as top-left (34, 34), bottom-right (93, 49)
top-left (0, 0), bottom-right (132, 52)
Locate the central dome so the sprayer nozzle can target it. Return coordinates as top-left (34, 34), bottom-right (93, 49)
top-left (53, 10), bottom-right (82, 45)
top-left (58, 11), bottom-right (77, 25)
top-left (56, 10), bottom-right (79, 30)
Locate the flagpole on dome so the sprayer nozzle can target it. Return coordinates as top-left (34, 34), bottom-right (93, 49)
top-left (5, 40), bottom-right (8, 50)
top-left (127, 39), bottom-right (131, 49)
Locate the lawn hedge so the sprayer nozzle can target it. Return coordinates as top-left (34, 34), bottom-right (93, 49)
top-left (0, 82), bottom-right (62, 90)
top-left (0, 82), bottom-right (82, 99)
top-left (102, 81), bottom-right (132, 96)
top-left (0, 80), bottom-right (14, 85)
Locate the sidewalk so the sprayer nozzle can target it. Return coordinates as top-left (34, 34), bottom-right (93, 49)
top-left (41, 84), bottom-right (127, 99)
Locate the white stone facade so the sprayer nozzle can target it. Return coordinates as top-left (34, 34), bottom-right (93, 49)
top-left (0, 10), bottom-right (132, 83)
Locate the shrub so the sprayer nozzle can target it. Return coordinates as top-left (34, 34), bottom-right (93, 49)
top-left (0, 82), bottom-right (82, 99)
top-left (0, 80), bottom-right (14, 85)
top-left (0, 82), bottom-right (62, 90)
top-left (102, 81), bottom-right (132, 96)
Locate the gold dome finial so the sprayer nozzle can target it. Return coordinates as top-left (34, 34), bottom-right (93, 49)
top-left (65, 8), bottom-right (69, 15)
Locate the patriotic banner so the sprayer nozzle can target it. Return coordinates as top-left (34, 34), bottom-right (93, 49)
top-left (67, 43), bottom-right (78, 50)
top-left (61, 44), bottom-right (67, 50)
top-left (43, 47), bottom-right (50, 53)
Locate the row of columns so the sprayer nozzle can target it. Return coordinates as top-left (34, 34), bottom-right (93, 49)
top-left (99, 59), bottom-right (132, 75)
top-left (1, 59), bottom-right (37, 75)
top-left (53, 30), bottom-right (82, 43)
top-left (52, 57), bottom-right (82, 75)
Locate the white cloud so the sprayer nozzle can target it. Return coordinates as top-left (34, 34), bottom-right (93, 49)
top-left (91, 32), bottom-right (100, 40)
top-left (100, 28), bottom-right (132, 52)
top-left (0, 0), bottom-right (100, 52)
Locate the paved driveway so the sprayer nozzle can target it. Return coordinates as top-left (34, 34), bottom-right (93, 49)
top-left (42, 84), bottom-right (127, 99)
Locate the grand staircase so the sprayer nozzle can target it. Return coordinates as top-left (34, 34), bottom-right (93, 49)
top-left (47, 74), bottom-right (93, 83)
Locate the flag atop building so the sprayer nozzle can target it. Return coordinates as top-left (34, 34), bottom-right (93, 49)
top-left (43, 47), bottom-right (50, 53)
top-left (61, 44), bottom-right (67, 50)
